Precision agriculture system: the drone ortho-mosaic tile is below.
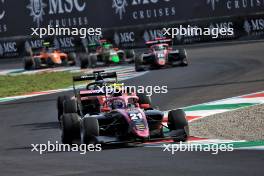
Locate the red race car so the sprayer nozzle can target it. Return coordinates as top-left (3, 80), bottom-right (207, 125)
top-left (135, 38), bottom-right (188, 72)
top-left (57, 71), bottom-right (189, 145)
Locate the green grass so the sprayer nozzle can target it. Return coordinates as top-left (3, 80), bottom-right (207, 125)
top-left (0, 72), bottom-right (82, 98)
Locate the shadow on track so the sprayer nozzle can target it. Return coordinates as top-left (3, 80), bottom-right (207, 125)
top-left (11, 122), bottom-right (59, 131)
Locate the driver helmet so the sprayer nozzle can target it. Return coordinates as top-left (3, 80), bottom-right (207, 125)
top-left (111, 99), bottom-right (125, 109)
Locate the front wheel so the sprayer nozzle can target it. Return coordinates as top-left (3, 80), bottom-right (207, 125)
top-left (168, 109), bottom-right (189, 142)
top-left (57, 95), bottom-right (71, 121)
top-left (79, 54), bottom-right (89, 69)
top-left (24, 57), bottom-right (34, 70)
top-left (61, 113), bottom-right (81, 144)
top-left (81, 117), bottom-right (99, 145)
top-left (179, 49), bottom-right (188, 66)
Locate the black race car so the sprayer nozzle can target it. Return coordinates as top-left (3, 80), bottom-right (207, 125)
top-left (135, 38), bottom-right (188, 72)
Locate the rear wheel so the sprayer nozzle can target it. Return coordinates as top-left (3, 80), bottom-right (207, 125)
top-left (63, 99), bottom-right (78, 114)
top-left (88, 54), bottom-right (97, 68)
top-left (168, 109), bottom-right (189, 142)
top-left (24, 57), bottom-right (34, 70)
top-left (68, 52), bottom-right (77, 66)
top-left (79, 54), bottom-right (89, 69)
top-left (117, 51), bottom-right (125, 64)
top-left (137, 93), bottom-right (152, 107)
top-left (57, 95), bottom-right (71, 121)
top-left (82, 117), bottom-right (99, 144)
top-left (135, 55), bottom-right (145, 72)
top-left (61, 113), bottom-right (80, 144)
top-left (125, 49), bottom-right (135, 61)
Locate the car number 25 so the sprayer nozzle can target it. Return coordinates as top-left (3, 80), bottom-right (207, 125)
top-left (130, 113), bottom-right (143, 120)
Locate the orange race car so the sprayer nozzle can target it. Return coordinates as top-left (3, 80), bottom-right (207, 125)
top-left (23, 42), bottom-right (76, 70)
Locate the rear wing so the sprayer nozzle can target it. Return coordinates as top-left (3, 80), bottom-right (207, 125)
top-left (73, 71), bottom-right (117, 82)
top-left (72, 70), bottom-right (118, 99)
top-left (146, 38), bottom-right (173, 47)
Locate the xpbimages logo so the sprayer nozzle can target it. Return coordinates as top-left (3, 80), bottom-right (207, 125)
top-left (31, 141), bottom-right (102, 155)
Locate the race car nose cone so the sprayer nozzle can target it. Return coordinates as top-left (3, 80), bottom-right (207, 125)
top-left (158, 59), bottom-right (166, 65)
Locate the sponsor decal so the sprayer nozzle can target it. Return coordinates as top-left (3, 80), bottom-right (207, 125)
top-left (114, 31), bottom-right (135, 46)
top-left (208, 0), bottom-right (264, 11)
top-left (112, 0), bottom-right (128, 20)
top-left (27, 0), bottom-right (87, 27)
top-left (25, 39), bottom-right (45, 49)
top-left (143, 29), bottom-right (164, 42)
top-left (54, 37), bottom-right (75, 51)
top-left (112, 0), bottom-right (175, 21)
top-left (87, 35), bottom-right (102, 44)
top-left (0, 42), bottom-right (18, 57)
top-left (243, 18), bottom-right (264, 35)
top-left (27, 0), bottom-right (47, 27)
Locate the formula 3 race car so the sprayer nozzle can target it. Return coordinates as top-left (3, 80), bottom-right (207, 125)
top-left (79, 39), bottom-right (135, 68)
top-left (57, 71), bottom-right (189, 145)
top-left (135, 38), bottom-right (188, 72)
top-left (23, 42), bottom-right (76, 70)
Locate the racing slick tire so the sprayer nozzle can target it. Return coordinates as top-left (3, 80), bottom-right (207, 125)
top-left (168, 109), bottom-right (189, 142)
top-left (179, 49), bottom-right (188, 66)
top-left (79, 54), bottom-right (89, 69)
top-left (57, 95), bottom-right (71, 121)
top-left (137, 93), bottom-right (152, 107)
top-left (135, 54), bottom-right (145, 72)
top-left (61, 113), bottom-right (81, 144)
top-left (68, 52), bottom-right (77, 66)
top-left (24, 57), bottom-right (34, 70)
top-left (117, 51), bottom-right (125, 63)
top-left (88, 54), bottom-right (97, 68)
top-left (82, 117), bottom-right (99, 144)
top-left (125, 49), bottom-right (135, 62)
top-left (33, 57), bottom-right (41, 69)
top-left (24, 42), bottom-right (33, 57)
top-left (63, 99), bottom-right (78, 114)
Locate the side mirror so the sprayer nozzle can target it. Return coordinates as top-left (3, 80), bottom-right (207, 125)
top-left (140, 104), bottom-right (150, 109)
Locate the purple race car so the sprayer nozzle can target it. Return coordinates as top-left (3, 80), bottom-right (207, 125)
top-left (57, 71), bottom-right (189, 145)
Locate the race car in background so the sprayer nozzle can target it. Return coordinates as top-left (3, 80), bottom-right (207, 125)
top-left (135, 38), bottom-right (188, 72)
top-left (57, 70), bottom-right (189, 145)
top-left (23, 42), bottom-right (76, 70)
top-left (79, 39), bottom-right (135, 68)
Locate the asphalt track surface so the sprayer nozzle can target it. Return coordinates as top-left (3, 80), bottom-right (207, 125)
top-left (0, 42), bottom-right (264, 176)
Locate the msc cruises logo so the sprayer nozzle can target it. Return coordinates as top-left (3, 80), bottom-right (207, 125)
top-left (112, 0), bottom-right (128, 20)
top-left (27, 0), bottom-right (46, 27)
top-left (207, 0), bottom-right (219, 11)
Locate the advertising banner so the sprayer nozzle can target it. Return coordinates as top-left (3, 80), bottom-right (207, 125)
top-left (0, 0), bottom-right (264, 58)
